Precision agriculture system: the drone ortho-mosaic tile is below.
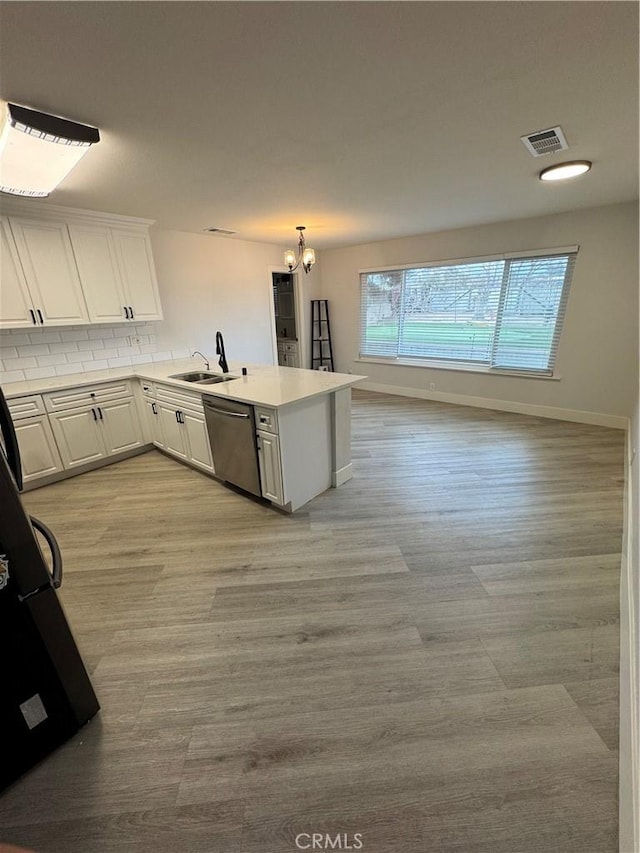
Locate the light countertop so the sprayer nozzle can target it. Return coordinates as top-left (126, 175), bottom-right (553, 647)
top-left (3, 358), bottom-right (366, 409)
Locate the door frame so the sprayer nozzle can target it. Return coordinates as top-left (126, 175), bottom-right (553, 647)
top-left (267, 266), bottom-right (306, 368)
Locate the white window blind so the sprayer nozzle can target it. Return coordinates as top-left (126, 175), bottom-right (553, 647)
top-left (360, 249), bottom-right (577, 374)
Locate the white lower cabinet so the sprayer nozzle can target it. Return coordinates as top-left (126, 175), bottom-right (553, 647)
top-left (257, 429), bottom-right (284, 505)
top-left (158, 403), bottom-right (189, 460)
top-left (182, 410), bottom-right (213, 472)
top-left (152, 382), bottom-right (214, 473)
top-left (49, 397), bottom-right (143, 470)
top-left (49, 407), bottom-right (106, 468)
top-left (99, 398), bottom-right (144, 456)
top-left (144, 399), bottom-right (165, 448)
top-left (15, 415), bottom-right (64, 483)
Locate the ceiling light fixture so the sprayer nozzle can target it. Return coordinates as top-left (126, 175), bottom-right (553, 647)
top-left (539, 160), bottom-right (592, 182)
top-left (0, 103), bottom-right (100, 198)
top-left (284, 226), bottom-right (316, 274)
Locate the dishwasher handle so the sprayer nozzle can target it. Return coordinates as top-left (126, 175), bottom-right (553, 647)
top-left (204, 403), bottom-right (250, 419)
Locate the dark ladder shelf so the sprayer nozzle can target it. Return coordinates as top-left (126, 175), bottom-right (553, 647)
top-left (310, 299), bottom-right (334, 371)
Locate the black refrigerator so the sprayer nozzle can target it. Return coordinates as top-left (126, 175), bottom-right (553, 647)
top-left (0, 386), bottom-right (99, 791)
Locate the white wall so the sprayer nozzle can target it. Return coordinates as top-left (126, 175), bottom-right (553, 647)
top-left (150, 229), bottom-right (321, 370)
top-left (320, 202), bottom-right (638, 422)
top-left (620, 384), bottom-right (640, 853)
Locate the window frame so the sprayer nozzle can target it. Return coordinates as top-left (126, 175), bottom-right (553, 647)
top-left (359, 245), bottom-right (578, 377)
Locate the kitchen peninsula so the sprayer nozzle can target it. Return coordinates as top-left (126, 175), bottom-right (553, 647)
top-left (3, 359), bottom-right (366, 512)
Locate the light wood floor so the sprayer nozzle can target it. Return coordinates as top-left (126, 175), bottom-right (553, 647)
top-left (0, 390), bottom-right (624, 852)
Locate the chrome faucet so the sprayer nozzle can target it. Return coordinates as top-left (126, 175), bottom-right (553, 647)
top-left (192, 350), bottom-right (210, 371)
top-left (215, 331), bottom-right (229, 374)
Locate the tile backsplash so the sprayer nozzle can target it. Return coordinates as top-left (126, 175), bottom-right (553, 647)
top-left (0, 323), bottom-right (189, 384)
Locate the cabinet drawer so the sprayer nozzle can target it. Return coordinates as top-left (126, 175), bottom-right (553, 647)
top-left (7, 394), bottom-right (45, 420)
top-left (284, 342), bottom-right (298, 353)
top-left (255, 406), bottom-right (278, 434)
top-left (155, 382), bottom-right (205, 414)
top-left (44, 380), bottom-right (133, 412)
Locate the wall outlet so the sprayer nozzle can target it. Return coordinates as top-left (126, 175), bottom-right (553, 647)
top-left (429, 382), bottom-right (436, 391)
top-left (128, 336), bottom-right (141, 346)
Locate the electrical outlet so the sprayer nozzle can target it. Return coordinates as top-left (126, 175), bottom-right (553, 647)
top-left (128, 336), bottom-right (141, 346)
top-left (429, 382), bottom-right (436, 391)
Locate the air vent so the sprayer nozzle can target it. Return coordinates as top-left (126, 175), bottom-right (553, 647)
top-left (203, 227), bottom-right (237, 236)
top-left (520, 126), bottom-right (568, 157)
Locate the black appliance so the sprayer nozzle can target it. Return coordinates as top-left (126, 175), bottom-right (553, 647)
top-left (0, 386), bottom-right (99, 791)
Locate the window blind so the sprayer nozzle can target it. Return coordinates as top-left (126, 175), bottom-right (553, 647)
top-left (360, 249), bottom-right (577, 374)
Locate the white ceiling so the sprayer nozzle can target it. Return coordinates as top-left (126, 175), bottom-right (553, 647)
top-left (0, 2), bottom-right (637, 249)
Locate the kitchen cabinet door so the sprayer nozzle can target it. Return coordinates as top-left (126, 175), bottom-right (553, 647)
top-left (49, 408), bottom-right (105, 469)
top-left (112, 230), bottom-right (163, 321)
top-left (157, 403), bottom-right (188, 460)
top-left (0, 217), bottom-right (35, 329)
top-left (15, 415), bottom-right (64, 483)
top-left (99, 398), bottom-right (144, 456)
top-left (68, 224), bottom-right (129, 324)
top-left (257, 430), bottom-right (284, 505)
top-left (9, 218), bottom-right (89, 326)
top-left (183, 410), bottom-right (214, 473)
top-left (144, 399), bottom-right (164, 448)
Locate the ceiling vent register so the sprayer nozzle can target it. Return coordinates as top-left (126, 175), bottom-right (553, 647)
top-left (203, 227), bottom-right (237, 236)
top-left (520, 126), bottom-right (568, 157)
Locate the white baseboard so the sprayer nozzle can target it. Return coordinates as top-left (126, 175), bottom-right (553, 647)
top-left (356, 381), bottom-right (628, 429)
top-left (332, 463), bottom-right (353, 488)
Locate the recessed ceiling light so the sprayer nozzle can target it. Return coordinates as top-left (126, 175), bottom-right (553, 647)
top-left (539, 160), bottom-right (592, 182)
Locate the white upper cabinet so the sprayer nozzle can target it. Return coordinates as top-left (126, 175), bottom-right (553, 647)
top-left (0, 203), bottom-right (163, 328)
top-left (112, 230), bottom-right (163, 321)
top-left (67, 224), bottom-right (129, 323)
top-left (0, 216), bottom-right (34, 329)
top-left (8, 217), bottom-right (90, 326)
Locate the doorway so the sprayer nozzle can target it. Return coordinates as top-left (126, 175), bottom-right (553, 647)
top-left (271, 271), bottom-right (302, 368)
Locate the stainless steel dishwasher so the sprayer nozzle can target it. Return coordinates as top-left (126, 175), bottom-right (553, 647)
top-left (202, 396), bottom-right (262, 497)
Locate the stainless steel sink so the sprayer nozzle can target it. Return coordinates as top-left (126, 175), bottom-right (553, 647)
top-left (169, 371), bottom-right (237, 384)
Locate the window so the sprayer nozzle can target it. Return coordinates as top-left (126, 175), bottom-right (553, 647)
top-left (359, 248), bottom-right (577, 374)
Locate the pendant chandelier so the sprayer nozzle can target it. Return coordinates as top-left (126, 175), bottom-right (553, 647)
top-left (284, 226), bottom-right (315, 274)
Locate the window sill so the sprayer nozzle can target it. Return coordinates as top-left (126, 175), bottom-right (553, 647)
top-left (355, 356), bottom-right (561, 381)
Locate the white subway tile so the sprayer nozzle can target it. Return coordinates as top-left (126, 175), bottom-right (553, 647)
top-left (0, 370), bottom-right (26, 384)
top-left (171, 348), bottom-right (190, 359)
top-left (151, 352), bottom-right (172, 362)
top-left (24, 367), bottom-right (56, 380)
top-left (17, 344), bottom-right (50, 357)
top-left (77, 339), bottom-right (104, 351)
top-left (130, 355), bottom-right (150, 365)
top-left (1, 333), bottom-right (31, 346)
top-left (55, 364), bottom-right (83, 376)
top-left (118, 346), bottom-right (140, 357)
top-left (65, 351), bottom-right (89, 363)
top-left (28, 330), bottom-right (61, 344)
top-left (139, 344), bottom-right (157, 354)
top-left (107, 356), bottom-right (132, 367)
top-left (83, 359), bottom-right (108, 371)
top-left (4, 356), bottom-right (37, 370)
top-left (2, 356), bottom-right (38, 370)
top-left (60, 330), bottom-right (89, 342)
top-left (101, 348), bottom-right (119, 359)
top-left (36, 354), bottom-right (68, 367)
top-left (48, 341), bottom-right (79, 354)
top-left (88, 327), bottom-right (114, 339)
top-left (0, 347), bottom-right (18, 360)
top-left (111, 337), bottom-right (131, 349)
